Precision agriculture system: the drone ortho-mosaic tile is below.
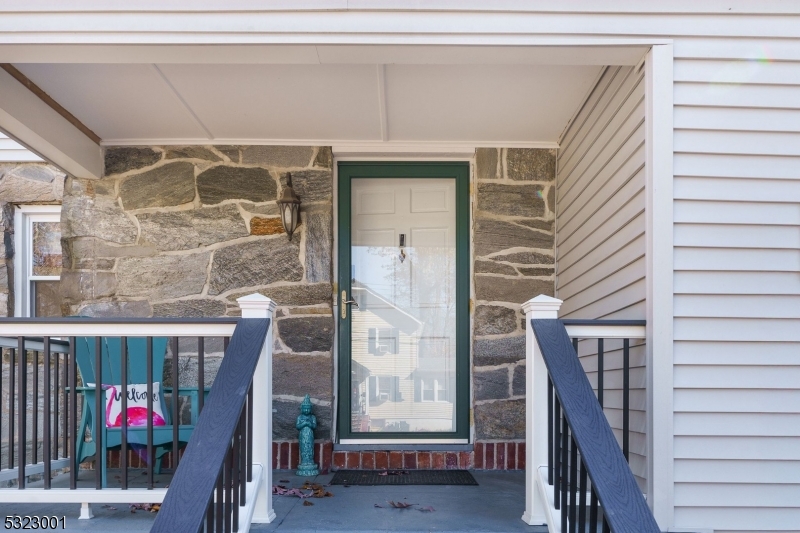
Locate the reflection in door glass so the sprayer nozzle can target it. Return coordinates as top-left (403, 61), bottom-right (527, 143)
top-left (350, 178), bottom-right (457, 433)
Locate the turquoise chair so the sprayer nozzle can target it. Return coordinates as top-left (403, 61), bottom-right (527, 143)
top-left (74, 336), bottom-right (205, 487)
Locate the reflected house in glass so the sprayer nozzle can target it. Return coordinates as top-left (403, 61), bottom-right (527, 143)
top-left (350, 285), bottom-right (455, 434)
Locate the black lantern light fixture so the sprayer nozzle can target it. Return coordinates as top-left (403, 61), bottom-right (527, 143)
top-left (277, 172), bottom-right (301, 241)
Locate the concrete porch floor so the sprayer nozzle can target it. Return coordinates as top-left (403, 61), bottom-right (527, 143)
top-left (0, 470), bottom-right (548, 532)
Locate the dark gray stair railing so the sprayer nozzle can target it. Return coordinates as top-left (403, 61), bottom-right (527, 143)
top-left (532, 318), bottom-right (660, 533)
top-left (151, 317), bottom-right (270, 533)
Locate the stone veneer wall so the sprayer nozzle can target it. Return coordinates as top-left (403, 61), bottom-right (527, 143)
top-left (0, 163), bottom-right (65, 316)
top-left (59, 145), bottom-right (335, 440)
top-left (472, 148), bottom-right (556, 444)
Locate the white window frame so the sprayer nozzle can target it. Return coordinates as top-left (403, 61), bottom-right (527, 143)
top-left (14, 204), bottom-right (62, 317)
top-left (420, 378), bottom-right (446, 403)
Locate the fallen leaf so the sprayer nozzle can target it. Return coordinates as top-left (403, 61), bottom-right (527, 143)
top-left (303, 500), bottom-right (314, 507)
top-left (418, 506), bottom-right (436, 513)
top-left (102, 505), bottom-right (118, 510)
top-left (387, 500), bottom-right (417, 509)
top-left (280, 479), bottom-right (290, 483)
top-left (374, 504), bottom-right (383, 508)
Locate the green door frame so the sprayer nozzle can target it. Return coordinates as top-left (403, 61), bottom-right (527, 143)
top-left (337, 162), bottom-right (470, 441)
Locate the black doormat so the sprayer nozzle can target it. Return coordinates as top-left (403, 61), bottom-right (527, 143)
top-left (330, 469), bottom-right (478, 486)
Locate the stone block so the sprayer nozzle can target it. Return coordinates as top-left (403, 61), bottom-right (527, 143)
top-left (277, 315), bottom-right (334, 353)
top-left (62, 181), bottom-right (138, 244)
top-left (76, 300), bottom-right (152, 317)
top-left (214, 145), bottom-right (241, 163)
top-left (209, 238), bottom-right (302, 295)
top-left (476, 182), bottom-right (545, 218)
top-left (227, 283), bottom-right (331, 307)
top-left (152, 299), bottom-right (227, 317)
top-left (517, 267), bottom-right (554, 277)
top-left (491, 250), bottom-right (554, 265)
top-left (117, 252), bottom-right (210, 300)
top-left (250, 217), bottom-right (284, 235)
top-left (474, 259), bottom-right (517, 276)
top-left (0, 170), bottom-right (58, 203)
top-left (273, 353), bottom-right (333, 399)
top-left (105, 147), bottom-right (162, 176)
top-left (475, 148), bottom-right (498, 181)
top-left (475, 275), bottom-right (554, 304)
top-left (197, 165), bottom-right (276, 205)
top-left (304, 208), bottom-right (332, 283)
top-left (475, 399), bottom-right (525, 440)
top-left (241, 146), bottom-right (314, 168)
top-left (313, 147), bottom-right (332, 169)
top-left (505, 148), bottom-right (556, 182)
top-left (279, 170), bottom-right (332, 203)
top-left (69, 237), bottom-right (158, 259)
top-left (240, 202), bottom-right (280, 216)
top-left (474, 305), bottom-right (518, 336)
top-left (119, 162), bottom-right (196, 209)
top-left (474, 368), bottom-right (510, 401)
top-left (473, 335), bottom-right (525, 366)
top-left (474, 219), bottom-right (553, 257)
top-left (512, 365), bottom-right (525, 396)
top-left (517, 219), bottom-right (554, 233)
top-left (164, 146), bottom-right (223, 162)
top-left (138, 204), bottom-right (248, 251)
top-left (273, 399), bottom-right (331, 441)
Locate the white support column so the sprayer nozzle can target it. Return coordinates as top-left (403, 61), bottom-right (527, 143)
top-left (521, 294), bottom-right (562, 526)
top-left (78, 502), bottom-right (93, 520)
top-left (237, 293), bottom-right (277, 524)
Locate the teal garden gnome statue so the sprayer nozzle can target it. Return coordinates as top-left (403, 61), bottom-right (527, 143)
top-left (296, 394), bottom-right (319, 476)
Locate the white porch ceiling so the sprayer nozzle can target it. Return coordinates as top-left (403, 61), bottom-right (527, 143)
top-left (12, 61), bottom-right (603, 147)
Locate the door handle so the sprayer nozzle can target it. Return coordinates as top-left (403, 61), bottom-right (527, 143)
top-left (341, 290), bottom-right (359, 319)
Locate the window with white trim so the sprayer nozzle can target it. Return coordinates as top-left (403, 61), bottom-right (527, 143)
top-left (14, 205), bottom-right (63, 317)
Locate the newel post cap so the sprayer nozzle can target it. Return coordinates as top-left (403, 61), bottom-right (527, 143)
top-left (237, 293), bottom-right (277, 314)
top-left (521, 294), bottom-right (563, 315)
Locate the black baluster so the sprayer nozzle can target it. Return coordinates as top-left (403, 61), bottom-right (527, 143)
top-left (548, 375), bottom-right (553, 485)
top-left (147, 337), bottom-right (154, 490)
top-left (120, 338), bottom-right (128, 490)
top-left (602, 515), bottom-right (610, 533)
top-left (578, 454), bottom-right (587, 532)
top-left (69, 338), bottom-right (77, 490)
top-left (623, 338), bottom-right (630, 462)
top-left (43, 340), bottom-right (51, 489)
top-left (225, 447), bottom-right (233, 533)
top-left (9, 347), bottom-right (15, 470)
top-left (54, 349), bottom-right (59, 459)
top-left (33, 349), bottom-right (38, 465)
top-left (560, 417), bottom-right (568, 533)
top-left (247, 382), bottom-right (253, 483)
top-left (239, 403), bottom-right (246, 505)
top-left (597, 338), bottom-right (604, 408)
top-left (61, 347), bottom-right (68, 459)
top-left (206, 490), bottom-right (215, 533)
top-left (18, 336), bottom-right (27, 488)
top-left (554, 395), bottom-right (561, 508)
top-left (569, 435), bottom-right (578, 533)
top-left (589, 483), bottom-right (598, 532)
top-left (95, 336), bottom-right (103, 490)
top-left (172, 337), bottom-right (179, 470)
top-left (198, 337), bottom-right (205, 415)
top-left (232, 415), bottom-right (240, 531)
top-left (215, 467), bottom-right (224, 532)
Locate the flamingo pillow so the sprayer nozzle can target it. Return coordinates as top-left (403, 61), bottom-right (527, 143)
top-left (103, 383), bottom-right (167, 427)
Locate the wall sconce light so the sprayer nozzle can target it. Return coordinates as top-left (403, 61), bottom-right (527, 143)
top-left (277, 172), bottom-right (301, 241)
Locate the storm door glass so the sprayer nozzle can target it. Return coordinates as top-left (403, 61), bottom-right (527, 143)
top-left (348, 178), bottom-right (457, 434)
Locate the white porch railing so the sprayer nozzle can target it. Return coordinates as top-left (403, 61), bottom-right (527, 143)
top-left (0, 294), bottom-right (275, 528)
top-left (522, 295), bottom-right (647, 531)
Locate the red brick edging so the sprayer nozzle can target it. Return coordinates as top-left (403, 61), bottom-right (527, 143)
top-left (272, 441), bottom-right (525, 472)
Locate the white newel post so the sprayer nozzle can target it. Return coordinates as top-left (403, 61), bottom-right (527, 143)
top-left (237, 294), bottom-right (277, 523)
top-left (521, 295), bottom-right (563, 526)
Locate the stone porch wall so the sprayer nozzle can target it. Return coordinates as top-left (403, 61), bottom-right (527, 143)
top-left (0, 163), bottom-right (65, 316)
top-left (472, 148), bottom-right (556, 446)
top-left (59, 145), bottom-right (335, 440)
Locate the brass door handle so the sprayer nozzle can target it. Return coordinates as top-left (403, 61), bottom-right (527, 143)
top-left (341, 290), bottom-right (358, 319)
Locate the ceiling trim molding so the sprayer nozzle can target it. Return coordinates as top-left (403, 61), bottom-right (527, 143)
top-left (100, 139), bottom-right (560, 151)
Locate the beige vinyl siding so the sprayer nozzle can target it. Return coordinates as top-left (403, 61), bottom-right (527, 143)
top-left (672, 36), bottom-right (800, 531)
top-left (0, 133), bottom-right (41, 162)
top-left (554, 65), bottom-right (648, 490)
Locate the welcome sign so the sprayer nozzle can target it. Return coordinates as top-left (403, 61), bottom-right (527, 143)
top-left (103, 383), bottom-right (167, 427)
